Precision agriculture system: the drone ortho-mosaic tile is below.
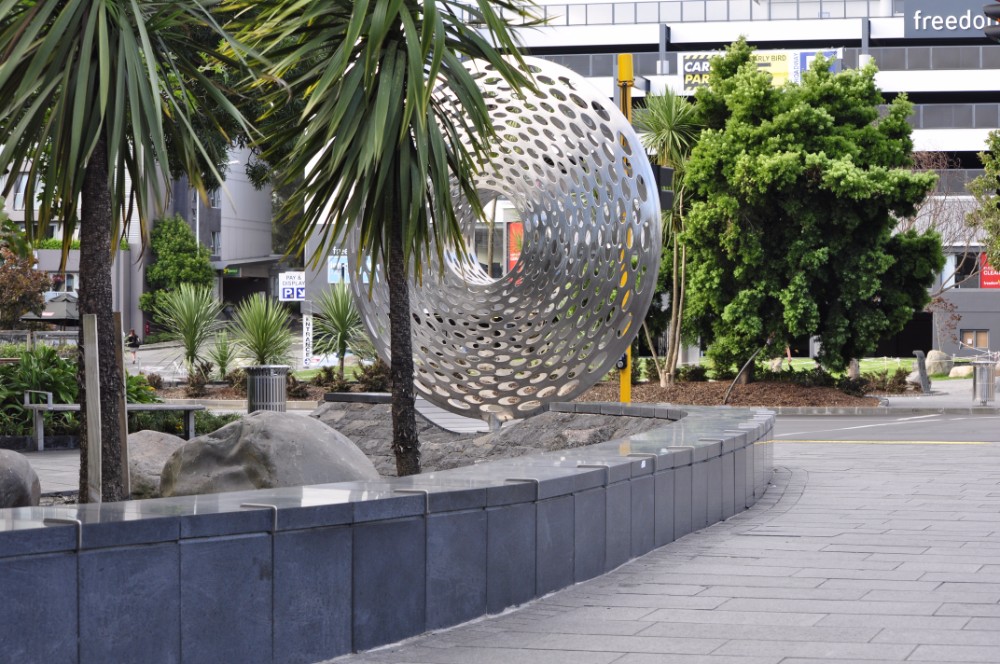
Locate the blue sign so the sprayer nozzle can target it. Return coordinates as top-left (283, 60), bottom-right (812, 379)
top-left (281, 286), bottom-right (305, 301)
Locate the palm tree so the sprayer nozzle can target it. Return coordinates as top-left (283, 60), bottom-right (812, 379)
top-left (313, 283), bottom-right (366, 380)
top-left (230, 293), bottom-right (294, 366)
top-left (152, 284), bottom-right (224, 380)
top-left (0, 2), bottom-right (252, 500)
top-left (236, 0), bottom-right (538, 476)
top-left (634, 90), bottom-right (703, 385)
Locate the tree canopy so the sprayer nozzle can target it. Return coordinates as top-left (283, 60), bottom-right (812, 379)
top-left (966, 129), bottom-right (1000, 272)
top-left (140, 215), bottom-right (215, 317)
top-left (233, 0), bottom-right (537, 475)
top-left (683, 39), bottom-right (943, 373)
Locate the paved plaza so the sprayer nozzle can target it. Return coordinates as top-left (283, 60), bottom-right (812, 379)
top-left (328, 437), bottom-right (1000, 664)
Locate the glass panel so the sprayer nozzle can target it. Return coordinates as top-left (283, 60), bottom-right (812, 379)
top-left (870, 48), bottom-right (904, 70)
top-left (592, 54), bottom-right (615, 77)
top-left (636, 2), bottom-right (659, 22)
top-left (588, 3), bottom-right (613, 24)
top-left (567, 5), bottom-right (587, 25)
top-left (751, 0), bottom-right (771, 19)
top-left (613, 3), bottom-right (635, 23)
top-left (907, 47), bottom-right (931, 70)
top-left (959, 47), bottom-right (982, 69)
top-left (932, 47), bottom-right (961, 69)
top-left (846, 0), bottom-right (872, 18)
top-left (955, 254), bottom-right (979, 288)
top-left (975, 105), bottom-right (999, 129)
top-left (921, 105), bottom-right (953, 129)
top-left (660, 2), bottom-right (681, 22)
top-left (771, 1), bottom-right (800, 20)
top-left (983, 46), bottom-right (1000, 69)
top-left (705, 0), bottom-right (728, 20)
top-left (728, 0), bottom-right (751, 20)
top-left (681, 1), bottom-right (705, 21)
top-left (635, 53), bottom-right (659, 76)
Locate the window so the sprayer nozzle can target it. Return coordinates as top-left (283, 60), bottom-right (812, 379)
top-left (961, 330), bottom-right (989, 350)
top-left (210, 231), bottom-right (221, 255)
top-left (207, 188), bottom-right (221, 208)
top-left (51, 273), bottom-right (78, 292)
top-left (953, 252), bottom-right (980, 289)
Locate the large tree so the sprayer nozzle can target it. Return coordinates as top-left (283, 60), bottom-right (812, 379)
top-left (967, 130), bottom-right (1000, 273)
top-left (236, 0), bottom-right (537, 476)
top-left (0, 1), bottom-right (252, 501)
top-left (684, 39), bottom-right (943, 375)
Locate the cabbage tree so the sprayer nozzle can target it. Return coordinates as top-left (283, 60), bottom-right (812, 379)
top-left (0, 1), bottom-right (253, 500)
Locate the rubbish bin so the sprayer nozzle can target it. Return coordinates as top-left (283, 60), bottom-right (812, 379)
top-left (972, 361), bottom-right (996, 406)
top-left (246, 365), bottom-right (289, 413)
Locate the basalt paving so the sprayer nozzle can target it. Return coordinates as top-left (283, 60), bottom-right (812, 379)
top-left (327, 440), bottom-right (1000, 664)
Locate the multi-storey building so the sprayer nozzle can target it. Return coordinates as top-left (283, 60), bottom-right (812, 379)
top-left (511, 0), bottom-right (1000, 357)
top-left (2, 146), bottom-right (275, 333)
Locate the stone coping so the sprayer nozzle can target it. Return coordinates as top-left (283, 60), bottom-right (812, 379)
top-left (0, 402), bottom-right (774, 663)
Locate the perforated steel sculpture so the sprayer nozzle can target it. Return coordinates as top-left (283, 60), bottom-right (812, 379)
top-left (348, 58), bottom-right (661, 422)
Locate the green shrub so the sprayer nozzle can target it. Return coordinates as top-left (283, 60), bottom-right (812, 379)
top-left (287, 373), bottom-right (311, 399)
top-left (225, 368), bottom-right (248, 396)
top-left (357, 358), bottom-right (391, 392)
top-left (675, 364), bottom-right (708, 382)
top-left (862, 367), bottom-right (910, 394)
top-left (144, 372), bottom-right (163, 390)
top-left (837, 376), bottom-right (871, 398)
top-left (761, 366), bottom-right (836, 388)
top-left (126, 373), bottom-right (160, 404)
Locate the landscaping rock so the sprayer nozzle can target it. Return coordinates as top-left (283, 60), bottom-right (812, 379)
top-left (905, 371), bottom-right (921, 386)
top-left (160, 411), bottom-right (379, 497)
top-left (926, 350), bottom-right (953, 376)
top-left (312, 401), bottom-right (669, 476)
top-left (0, 449), bottom-right (40, 507)
top-left (128, 430), bottom-right (186, 499)
top-left (949, 365), bottom-right (974, 378)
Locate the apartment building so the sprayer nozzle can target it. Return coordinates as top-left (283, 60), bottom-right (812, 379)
top-left (2, 146), bottom-right (275, 332)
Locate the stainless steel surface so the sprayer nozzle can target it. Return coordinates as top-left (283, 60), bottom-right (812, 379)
top-left (349, 58), bottom-right (661, 422)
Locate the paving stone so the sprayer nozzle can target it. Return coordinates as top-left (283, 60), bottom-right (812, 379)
top-left (909, 644), bottom-right (1000, 662)
top-left (319, 440), bottom-right (1000, 664)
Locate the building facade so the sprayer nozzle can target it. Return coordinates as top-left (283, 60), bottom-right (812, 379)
top-left (2, 146), bottom-right (275, 333)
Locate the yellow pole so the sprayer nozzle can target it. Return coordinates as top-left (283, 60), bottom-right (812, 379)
top-left (617, 54), bottom-right (633, 404)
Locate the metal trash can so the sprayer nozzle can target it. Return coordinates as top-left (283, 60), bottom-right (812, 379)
top-left (246, 365), bottom-right (289, 413)
top-left (972, 361), bottom-right (997, 406)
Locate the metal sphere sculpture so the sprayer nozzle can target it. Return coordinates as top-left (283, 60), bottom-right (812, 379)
top-left (348, 57), bottom-right (661, 422)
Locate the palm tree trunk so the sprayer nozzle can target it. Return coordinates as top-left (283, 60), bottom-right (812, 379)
top-left (671, 243), bottom-right (687, 377)
top-left (387, 219), bottom-right (420, 476)
top-left (77, 130), bottom-right (126, 502)
top-left (664, 234), bottom-right (680, 384)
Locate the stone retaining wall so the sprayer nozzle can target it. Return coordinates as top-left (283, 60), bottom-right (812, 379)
top-left (0, 402), bottom-right (773, 664)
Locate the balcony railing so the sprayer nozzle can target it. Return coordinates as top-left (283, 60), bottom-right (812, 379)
top-left (511, 0), bottom-right (899, 26)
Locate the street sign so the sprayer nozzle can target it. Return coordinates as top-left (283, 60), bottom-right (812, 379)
top-left (278, 271), bottom-right (306, 301)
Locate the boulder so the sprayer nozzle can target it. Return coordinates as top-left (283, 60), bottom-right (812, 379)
top-left (925, 350), bottom-right (953, 376)
top-left (905, 371), bottom-right (921, 386)
top-left (0, 449), bottom-right (41, 507)
top-left (128, 430), bottom-right (186, 499)
top-left (950, 365), bottom-right (974, 378)
top-left (160, 411), bottom-right (379, 497)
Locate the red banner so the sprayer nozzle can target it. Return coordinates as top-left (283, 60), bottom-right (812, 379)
top-left (981, 253), bottom-right (1000, 288)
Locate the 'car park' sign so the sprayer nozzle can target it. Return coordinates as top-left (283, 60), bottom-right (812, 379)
top-left (278, 271), bottom-right (306, 301)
